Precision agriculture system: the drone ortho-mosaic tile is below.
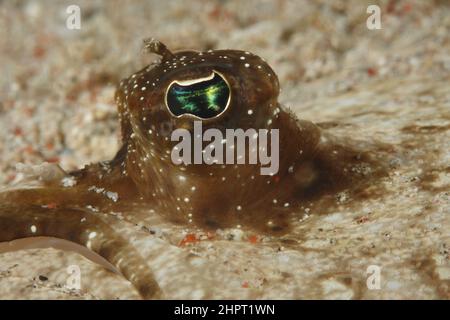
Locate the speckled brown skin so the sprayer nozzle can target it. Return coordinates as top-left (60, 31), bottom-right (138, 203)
top-left (0, 40), bottom-right (387, 299)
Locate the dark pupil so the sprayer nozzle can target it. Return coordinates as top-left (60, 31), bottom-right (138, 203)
top-left (167, 72), bottom-right (230, 119)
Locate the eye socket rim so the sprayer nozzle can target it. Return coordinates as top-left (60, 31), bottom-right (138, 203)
top-left (164, 70), bottom-right (231, 121)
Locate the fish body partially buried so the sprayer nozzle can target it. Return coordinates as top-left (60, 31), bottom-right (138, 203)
top-left (0, 39), bottom-right (387, 299)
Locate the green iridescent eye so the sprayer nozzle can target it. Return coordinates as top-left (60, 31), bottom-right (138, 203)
top-left (165, 71), bottom-right (230, 119)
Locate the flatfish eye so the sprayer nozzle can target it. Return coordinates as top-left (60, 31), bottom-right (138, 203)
top-left (165, 71), bottom-right (231, 119)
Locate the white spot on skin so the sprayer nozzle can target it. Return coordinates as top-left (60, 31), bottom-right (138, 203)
top-left (89, 232), bottom-right (97, 239)
top-left (61, 176), bottom-right (77, 187)
top-left (106, 191), bottom-right (119, 202)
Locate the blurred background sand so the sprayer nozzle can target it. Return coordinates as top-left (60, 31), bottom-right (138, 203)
top-left (0, 0), bottom-right (449, 299)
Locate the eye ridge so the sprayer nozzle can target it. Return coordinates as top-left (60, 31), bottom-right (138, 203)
top-left (165, 70), bottom-right (231, 120)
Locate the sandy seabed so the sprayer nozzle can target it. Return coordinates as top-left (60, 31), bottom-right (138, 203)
top-left (0, 0), bottom-right (449, 299)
